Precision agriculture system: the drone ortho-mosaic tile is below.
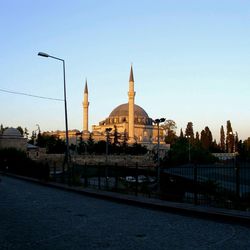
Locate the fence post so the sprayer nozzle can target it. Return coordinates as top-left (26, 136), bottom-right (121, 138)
top-left (53, 161), bottom-right (56, 181)
top-left (115, 163), bottom-right (118, 191)
top-left (193, 164), bottom-right (198, 205)
top-left (135, 162), bottom-right (138, 196)
top-left (235, 160), bottom-right (240, 199)
top-left (105, 165), bottom-right (109, 190)
top-left (98, 163), bottom-right (101, 190)
top-left (84, 163), bottom-right (88, 188)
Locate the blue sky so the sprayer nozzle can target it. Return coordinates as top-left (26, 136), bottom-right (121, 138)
top-left (0, 0), bottom-right (250, 141)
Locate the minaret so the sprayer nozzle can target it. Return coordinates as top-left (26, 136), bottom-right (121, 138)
top-left (128, 65), bottom-right (136, 142)
top-left (83, 79), bottom-right (89, 132)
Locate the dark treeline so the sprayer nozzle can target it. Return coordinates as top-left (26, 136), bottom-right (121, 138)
top-left (163, 120), bottom-right (250, 165)
top-left (2, 120), bottom-right (250, 163)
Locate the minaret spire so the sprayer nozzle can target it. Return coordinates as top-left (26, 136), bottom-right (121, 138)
top-left (129, 64), bottom-right (134, 82)
top-left (128, 64), bottom-right (136, 143)
top-left (83, 78), bottom-right (89, 132)
top-left (84, 79), bottom-right (88, 94)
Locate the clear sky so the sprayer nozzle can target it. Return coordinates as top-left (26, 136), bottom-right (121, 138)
top-left (0, 0), bottom-right (249, 141)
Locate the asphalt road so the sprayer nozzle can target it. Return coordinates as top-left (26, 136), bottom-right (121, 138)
top-left (0, 176), bottom-right (250, 250)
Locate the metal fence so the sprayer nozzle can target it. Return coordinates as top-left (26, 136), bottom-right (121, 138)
top-left (52, 161), bottom-right (250, 211)
top-left (162, 162), bottom-right (250, 209)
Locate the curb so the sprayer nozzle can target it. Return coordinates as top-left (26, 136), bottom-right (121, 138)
top-left (4, 173), bottom-right (250, 226)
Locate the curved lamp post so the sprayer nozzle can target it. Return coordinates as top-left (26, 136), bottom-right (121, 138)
top-left (38, 52), bottom-right (70, 167)
top-left (153, 118), bottom-right (166, 191)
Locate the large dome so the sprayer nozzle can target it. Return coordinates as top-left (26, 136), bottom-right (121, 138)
top-left (106, 103), bottom-right (152, 125)
top-left (109, 103), bottom-right (149, 118)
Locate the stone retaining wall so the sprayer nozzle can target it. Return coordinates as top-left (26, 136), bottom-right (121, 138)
top-left (31, 153), bottom-right (155, 169)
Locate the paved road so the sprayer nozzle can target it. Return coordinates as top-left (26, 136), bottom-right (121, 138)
top-left (0, 176), bottom-right (250, 250)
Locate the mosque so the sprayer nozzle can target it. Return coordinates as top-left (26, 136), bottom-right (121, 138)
top-left (82, 66), bottom-right (166, 147)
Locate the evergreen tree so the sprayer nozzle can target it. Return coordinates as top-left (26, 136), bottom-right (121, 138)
top-left (35, 133), bottom-right (65, 153)
top-left (200, 126), bottom-right (213, 150)
top-left (185, 122), bottom-right (194, 140)
top-left (77, 137), bottom-right (87, 154)
top-left (87, 133), bottom-right (95, 154)
top-left (226, 120), bottom-right (234, 153)
top-left (220, 125), bottom-right (225, 152)
top-left (180, 128), bottom-right (184, 138)
top-left (94, 140), bottom-right (106, 154)
top-left (121, 129), bottom-right (128, 153)
top-left (235, 131), bottom-right (239, 152)
top-left (36, 132), bottom-right (47, 147)
top-left (0, 124), bottom-right (4, 134)
top-left (29, 131), bottom-right (36, 145)
top-left (113, 125), bottom-right (120, 146)
top-left (195, 131), bottom-right (200, 143)
top-left (241, 138), bottom-right (250, 160)
top-left (24, 127), bottom-right (29, 139)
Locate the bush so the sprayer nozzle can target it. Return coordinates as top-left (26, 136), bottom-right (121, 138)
top-left (0, 148), bottom-right (49, 180)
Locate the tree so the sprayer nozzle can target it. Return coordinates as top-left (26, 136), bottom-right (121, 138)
top-left (0, 124), bottom-right (4, 134)
top-left (185, 122), bottom-right (194, 140)
top-left (121, 129), bottom-right (128, 153)
top-left (166, 136), bottom-right (217, 166)
top-left (36, 133), bottom-right (65, 153)
top-left (179, 128), bottom-right (184, 138)
top-left (162, 119), bottom-right (177, 144)
top-left (235, 132), bottom-right (239, 152)
top-left (94, 140), bottom-right (106, 154)
top-left (162, 119), bottom-right (177, 134)
top-left (46, 136), bottom-right (65, 153)
top-left (239, 138), bottom-right (250, 160)
top-left (87, 133), bottom-right (95, 154)
top-left (77, 137), bottom-right (86, 154)
top-left (226, 120), bottom-right (234, 153)
top-left (16, 126), bottom-right (24, 136)
top-left (200, 126), bottom-right (213, 150)
top-left (220, 125), bottom-right (225, 152)
top-left (195, 131), bottom-right (200, 143)
top-left (28, 131), bottom-right (37, 145)
top-left (36, 132), bottom-right (47, 147)
top-left (113, 125), bottom-right (120, 146)
top-left (24, 127), bottom-right (29, 139)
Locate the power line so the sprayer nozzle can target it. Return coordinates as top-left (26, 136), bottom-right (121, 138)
top-left (0, 88), bottom-right (63, 102)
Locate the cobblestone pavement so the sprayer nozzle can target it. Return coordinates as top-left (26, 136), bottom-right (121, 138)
top-left (0, 176), bottom-right (250, 250)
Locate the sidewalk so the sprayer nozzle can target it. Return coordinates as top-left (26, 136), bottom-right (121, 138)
top-left (4, 173), bottom-right (250, 226)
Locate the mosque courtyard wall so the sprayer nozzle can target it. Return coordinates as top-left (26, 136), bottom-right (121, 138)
top-left (30, 153), bottom-right (156, 169)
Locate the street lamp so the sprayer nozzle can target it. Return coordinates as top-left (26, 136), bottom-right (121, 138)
top-left (153, 118), bottom-right (166, 191)
top-left (105, 128), bottom-right (112, 164)
top-left (38, 52), bottom-right (70, 167)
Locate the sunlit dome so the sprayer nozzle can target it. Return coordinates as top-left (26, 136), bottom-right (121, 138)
top-left (109, 103), bottom-right (149, 118)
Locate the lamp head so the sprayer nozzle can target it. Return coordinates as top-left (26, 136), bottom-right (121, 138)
top-left (38, 52), bottom-right (49, 57)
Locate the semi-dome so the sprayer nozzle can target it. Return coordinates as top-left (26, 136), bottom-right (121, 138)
top-left (109, 103), bottom-right (149, 118)
top-left (2, 127), bottom-right (22, 137)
